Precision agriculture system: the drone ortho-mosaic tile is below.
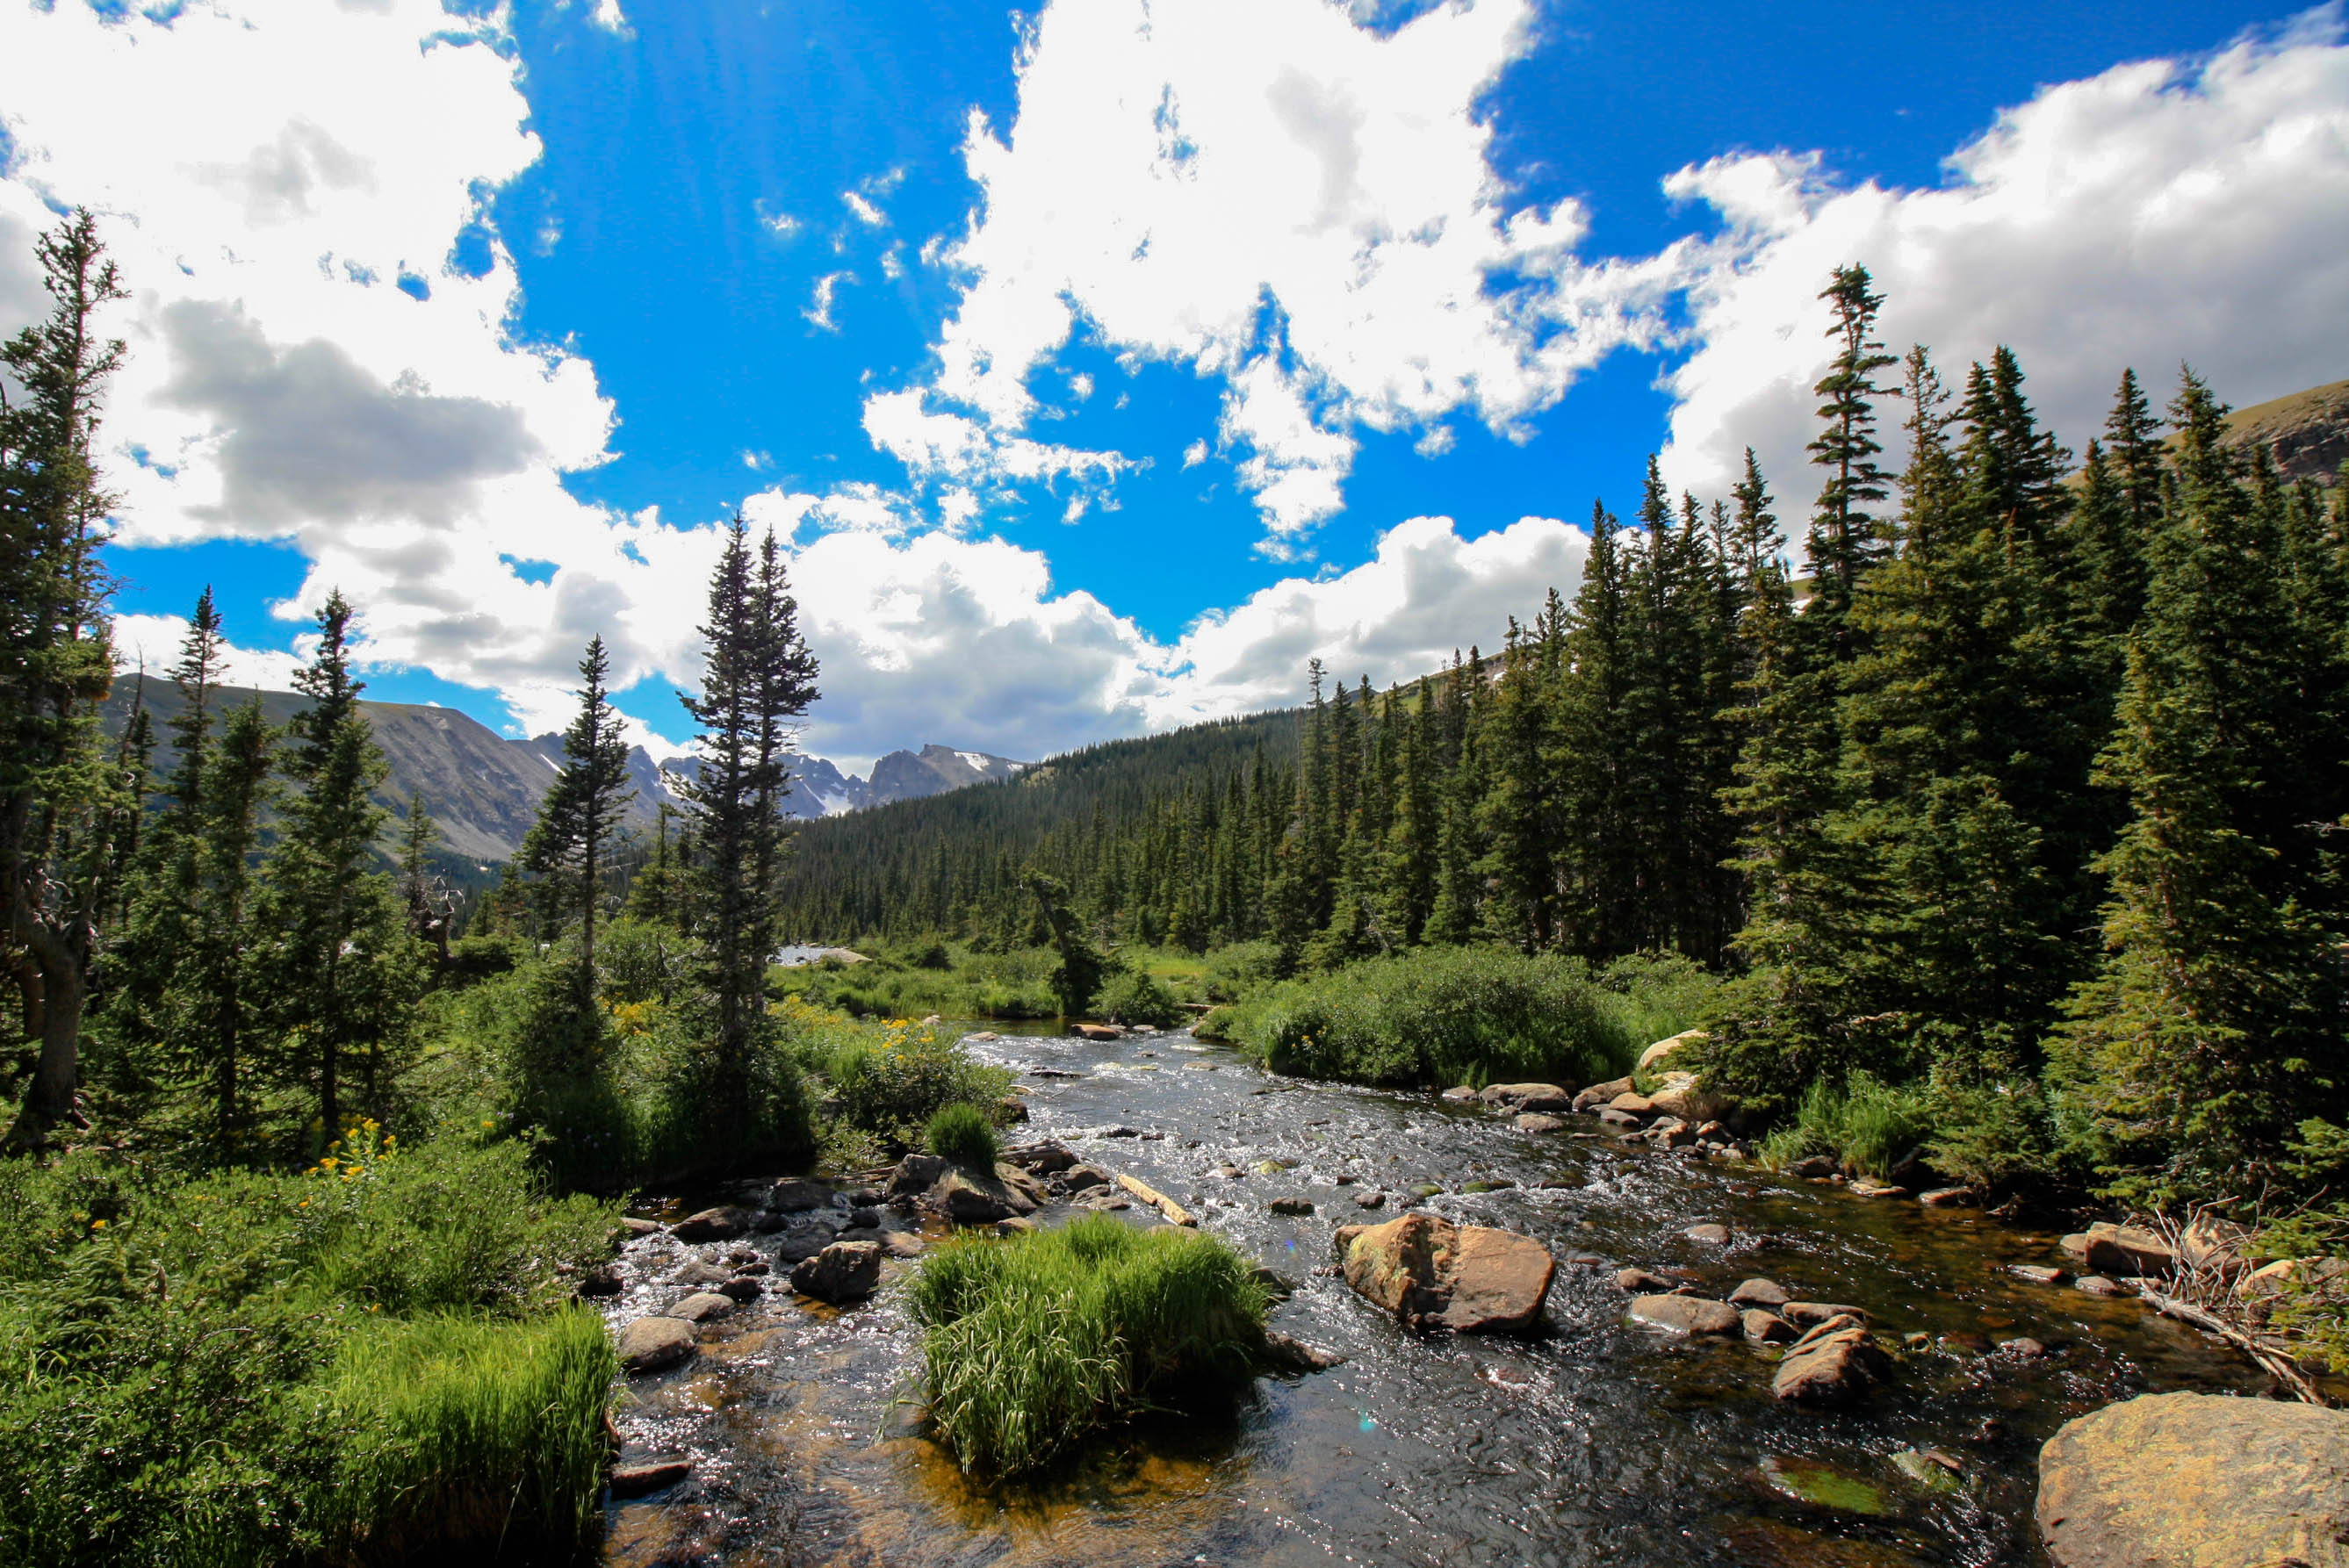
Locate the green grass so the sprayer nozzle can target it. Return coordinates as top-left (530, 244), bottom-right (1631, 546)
top-left (0, 1133), bottom-right (618, 1566)
top-left (926, 1102), bottom-right (999, 1170)
top-left (1221, 945), bottom-right (1716, 1090)
top-left (904, 1216), bottom-right (1271, 1478)
top-left (796, 1004), bottom-right (1013, 1152)
top-left (1759, 1073), bottom-right (1930, 1181)
top-left (318, 1306), bottom-right (616, 1561)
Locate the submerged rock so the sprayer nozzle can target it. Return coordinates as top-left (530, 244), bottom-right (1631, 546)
top-left (789, 1240), bottom-right (883, 1304)
top-left (774, 1226), bottom-right (835, 1263)
top-left (1261, 1329), bottom-right (1346, 1372)
top-left (1682, 1222), bottom-right (1731, 1245)
top-left (1629, 1294), bottom-right (1740, 1335)
top-left (609, 1457), bottom-right (693, 1498)
top-left (1514, 1112), bottom-right (1569, 1133)
top-left (616, 1316), bottom-right (696, 1373)
top-left (2036, 1392), bottom-right (2349, 1568)
top-left (1335, 1212), bottom-right (1555, 1334)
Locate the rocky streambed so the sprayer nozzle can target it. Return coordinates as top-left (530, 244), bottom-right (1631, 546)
top-left (587, 1023), bottom-right (2295, 1567)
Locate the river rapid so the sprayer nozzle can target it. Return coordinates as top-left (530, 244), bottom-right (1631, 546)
top-left (596, 1023), bottom-right (2259, 1568)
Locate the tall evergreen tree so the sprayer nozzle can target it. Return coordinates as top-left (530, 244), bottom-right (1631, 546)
top-left (1802, 263), bottom-right (1898, 639)
top-left (679, 516), bottom-right (818, 1094)
top-left (2051, 370), bottom-right (2349, 1194)
top-left (522, 635), bottom-right (636, 978)
top-left (260, 592), bottom-right (421, 1139)
top-left (0, 211), bottom-right (131, 1148)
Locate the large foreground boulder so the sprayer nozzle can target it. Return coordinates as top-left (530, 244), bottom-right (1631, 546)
top-left (789, 1240), bottom-right (884, 1304)
top-left (2037, 1392), bottom-right (2349, 1568)
top-left (1335, 1212), bottom-right (1554, 1334)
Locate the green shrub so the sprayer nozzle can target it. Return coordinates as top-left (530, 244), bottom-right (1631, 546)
top-left (1227, 945), bottom-right (1711, 1088)
top-left (1758, 1073), bottom-right (1930, 1181)
top-left (801, 1011), bottom-right (1012, 1149)
top-left (904, 1216), bottom-right (1269, 1477)
top-left (1200, 939), bottom-right (1285, 1001)
top-left (1094, 968), bottom-right (1183, 1028)
top-left (925, 1103), bottom-right (999, 1170)
top-left (910, 939), bottom-right (955, 971)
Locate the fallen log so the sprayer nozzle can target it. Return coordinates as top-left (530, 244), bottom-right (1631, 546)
top-left (2133, 1280), bottom-right (2331, 1406)
top-left (1114, 1170), bottom-right (1198, 1227)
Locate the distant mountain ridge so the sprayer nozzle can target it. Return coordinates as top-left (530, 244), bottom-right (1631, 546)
top-left (101, 680), bottom-right (1025, 862)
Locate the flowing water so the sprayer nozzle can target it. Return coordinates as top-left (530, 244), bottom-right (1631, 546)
top-left (596, 1024), bottom-right (2261, 1568)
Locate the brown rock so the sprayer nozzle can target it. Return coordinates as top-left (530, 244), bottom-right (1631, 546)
top-left (1574, 1075), bottom-right (1636, 1111)
top-left (766, 1178), bottom-right (834, 1212)
top-left (1440, 1085), bottom-right (1481, 1103)
top-left (1609, 1091), bottom-right (1657, 1116)
top-left (617, 1215), bottom-right (662, 1238)
top-left (789, 1240), bottom-right (883, 1303)
top-left (1353, 1189), bottom-right (1387, 1210)
top-left (1261, 1329), bottom-right (1346, 1372)
top-left (1629, 1294), bottom-right (1740, 1335)
top-left (2036, 1392), bottom-right (2349, 1568)
top-left (1742, 1308), bottom-right (1797, 1343)
top-left (671, 1258), bottom-right (731, 1288)
top-left (716, 1276), bottom-right (763, 1303)
top-left (577, 1265), bottom-right (623, 1298)
top-left (1338, 1212), bottom-right (1555, 1334)
top-left (1783, 1300), bottom-right (1870, 1327)
top-left (1772, 1327), bottom-right (1890, 1405)
top-left (1683, 1222), bottom-right (1731, 1245)
top-left (2011, 1263), bottom-right (2066, 1285)
top-left (1637, 1028), bottom-right (1707, 1072)
top-left (1596, 1107), bottom-right (1643, 1129)
top-left (609, 1458), bottom-right (693, 1498)
top-left (2080, 1222), bottom-right (2175, 1278)
top-left (616, 1316), bottom-right (696, 1374)
top-left (1646, 1071), bottom-right (1730, 1121)
top-left (671, 1291), bottom-right (735, 1324)
top-left (670, 1206), bottom-right (752, 1242)
top-left (1003, 1140), bottom-right (1079, 1173)
top-left (1729, 1277), bottom-right (1790, 1309)
top-left (1848, 1180), bottom-right (1911, 1198)
top-left (1783, 1154), bottom-right (1837, 1179)
top-left (1070, 1022), bottom-right (1122, 1041)
top-left (1479, 1081), bottom-right (1568, 1111)
top-left (2075, 1275), bottom-right (2129, 1298)
top-left (1919, 1186), bottom-right (1976, 1207)
top-left (1615, 1267), bottom-right (1672, 1292)
top-left (1269, 1197), bottom-right (1315, 1216)
top-left (930, 1168), bottom-right (1031, 1224)
top-left (1514, 1112), bottom-right (1568, 1133)
top-left (889, 1153), bottom-right (951, 1198)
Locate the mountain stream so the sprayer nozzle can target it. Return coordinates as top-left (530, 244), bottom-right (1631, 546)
top-left (596, 1023), bottom-right (2258, 1568)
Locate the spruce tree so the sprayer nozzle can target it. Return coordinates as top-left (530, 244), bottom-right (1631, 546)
top-left (522, 635), bottom-right (636, 978)
top-left (1802, 264), bottom-right (1897, 640)
top-left (0, 211), bottom-right (132, 1147)
top-left (2052, 370), bottom-right (2349, 1194)
top-left (679, 515), bottom-right (819, 1112)
top-left (260, 592), bottom-right (422, 1139)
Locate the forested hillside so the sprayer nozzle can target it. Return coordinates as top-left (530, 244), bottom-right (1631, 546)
top-left (785, 269), bottom-right (2349, 1203)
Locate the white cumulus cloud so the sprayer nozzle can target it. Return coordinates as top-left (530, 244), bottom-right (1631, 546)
top-left (907, 0), bottom-right (1685, 551)
top-left (1658, 11), bottom-right (2349, 513)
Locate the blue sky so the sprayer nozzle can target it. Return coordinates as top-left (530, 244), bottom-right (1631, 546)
top-left (4, 0), bottom-right (2345, 768)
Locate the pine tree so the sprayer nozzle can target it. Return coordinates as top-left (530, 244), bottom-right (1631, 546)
top-left (260, 592), bottom-right (422, 1139)
top-left (0, 211), bottom-right (132, 1147)
top-left (679, 516), bottom-right (819, 1102)
top-left (1803, 264), bottom-right (1898, 640)
top-left (522, 635), bottom-right (636, 978)
top-left (400, 793), bottom-right (451, 967)
top-left (2052, 370), bottom-right (2349, 1194)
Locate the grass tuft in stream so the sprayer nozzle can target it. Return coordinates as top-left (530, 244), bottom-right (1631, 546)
top-left (924, 1101), bottom-right (999, 1170)
top-left (905, 1216), bottom-right (1270, 1478)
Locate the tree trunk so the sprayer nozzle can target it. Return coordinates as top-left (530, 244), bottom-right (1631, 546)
top-left (5, 944), bottom-right (85, 1149)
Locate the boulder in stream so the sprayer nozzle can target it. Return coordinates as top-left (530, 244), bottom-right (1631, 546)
top-left (670, 1206), bottom-right (753, 1242)
top-left (1771, 1325), bottom-right (1889, 1405)
top-left (1514, 1113), bottom-right (1568, 1133)
top-left (1480, 1082), bottom-right (1572, 1113)
top-left (1727, 1277), bottom-right (1790, 1308)
top-left (2077, 1222), bottom-right (2176, 1278)
top-left (766, 1179), bottom-right (834, 1212)
top-left (789, 1240), bottom-right (883, 1303)
top-left (1628, 1294), bottom-right (1740, 1335)
top-left (1335, 1212), bottom-right (1555, 1334)
top-left (2036, 1392), bottom-right (2349, 1568)
top-left (671, 1291), bottom-right (736, 1324)
top-left (616, 1316), bottom-right (696, 1374)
